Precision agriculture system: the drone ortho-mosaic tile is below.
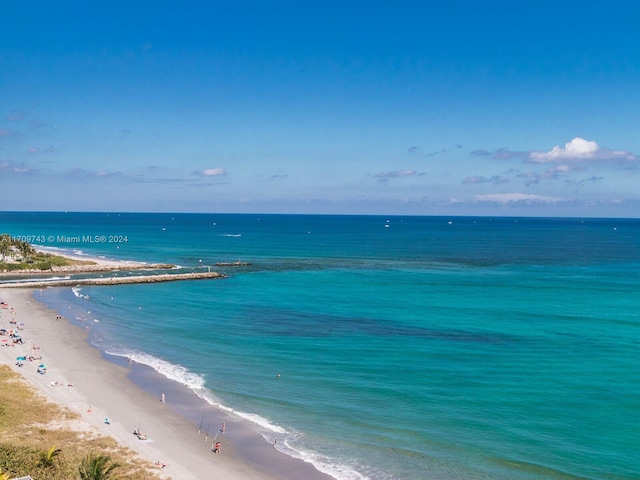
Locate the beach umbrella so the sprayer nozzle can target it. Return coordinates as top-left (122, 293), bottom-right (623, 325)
top-left (16, 356), bottom-right (26, 361)
top-left (39, 364), bottom-right (47, 368)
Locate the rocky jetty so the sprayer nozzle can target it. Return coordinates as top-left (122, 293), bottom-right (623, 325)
top-left (0, 270), bottom-right (225, 288)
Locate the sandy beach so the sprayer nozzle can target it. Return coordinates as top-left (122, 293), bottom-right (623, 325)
top-left (0, 288), bottom-right (333, 480)
top-left (0, 246), bottom-right (174, 275)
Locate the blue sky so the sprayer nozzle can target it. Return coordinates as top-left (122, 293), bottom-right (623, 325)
top-left (1, 1), bottom-right (639, 216)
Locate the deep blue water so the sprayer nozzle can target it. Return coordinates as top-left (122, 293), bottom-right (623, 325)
top-left (2, 212), bottom-right (639, 479)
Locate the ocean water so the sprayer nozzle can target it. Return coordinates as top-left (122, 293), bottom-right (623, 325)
top-left (1, 212), bottom-right (639, 479)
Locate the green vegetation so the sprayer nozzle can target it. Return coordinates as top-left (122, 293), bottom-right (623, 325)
top-left (0, 234), bottom-right (94, 272)
top-left (0, 366), bottom-right (160, 480)
top-left (78, 453), bottom-right (121, 480)
top-left (0, 234), bottom-right (33, 263)
top-left (38, 445), bottom-right (62, 468)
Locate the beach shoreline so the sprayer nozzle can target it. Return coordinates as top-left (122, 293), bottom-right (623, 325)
top-left (0, 245), bottom-right (175, 276)
top-left (0, 288), bottom-right (333, 480)
top-left (0, 246), bottom-right (226, 288)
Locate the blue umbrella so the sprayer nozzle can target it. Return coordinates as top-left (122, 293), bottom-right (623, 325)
top-left (39, 364), bottom-right (47, 368)
top-left (16, 356), bottom-right (26, 361)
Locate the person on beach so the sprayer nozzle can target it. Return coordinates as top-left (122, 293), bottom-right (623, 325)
top-left (212, 441), bottom-right (221, 453)
top-left (160, 393), bottom-right (165, 403)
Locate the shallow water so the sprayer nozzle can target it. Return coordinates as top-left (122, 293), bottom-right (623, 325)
top-left (3, 212), bottom-right (639, 479)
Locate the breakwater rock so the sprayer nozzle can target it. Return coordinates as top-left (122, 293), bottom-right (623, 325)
top-left (0, 271), bottom-right (225, 289)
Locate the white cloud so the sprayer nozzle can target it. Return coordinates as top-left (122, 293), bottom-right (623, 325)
top-left (374, 169), bottom-right (424, 184)
top-left (515, 164), bottom-right (586, 186)
top-left (26, 145), bottom-right (54, 154)
top-left (475, 193), bottom-right (566, 204)
top-left (461, 175), bottom-right (509, 185)
top-left (375, 169), bottom-right (417, 179)
top-left (0, 160), bottom-right (38, 175)
top-left (198, 168), bottom-right (228, 176)
top-left (529, 137), bottom-right (637, 163)
top-left (470, 149), bottom-right (492, 156)
top-left (67, 168), bottom-right (122, 178)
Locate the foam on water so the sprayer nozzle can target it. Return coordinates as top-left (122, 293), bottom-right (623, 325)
top-left (0, 275), bottom-right (70, 284)
top-left (106, 346), bottom-right (290, 436)
top-left (105, 345), bottom-right (367, 480)
top-left (228, 409), bottom-right (287, 434)
top-left (106, 349), bottom-right (206, 390)
top-left (269, 435), bottom-right (375, 480)
top-left (71, 287), bottom-right (89, 299)
top-left (37, 244), bottom-right (149, 266)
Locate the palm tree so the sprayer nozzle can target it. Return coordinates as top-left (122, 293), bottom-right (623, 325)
top-left (17, 239), bottom-right (35, 263)
top-left (37, 445), bottom-right (62, 468)
top-left (0, 234), bottom-right (11, 262)
top-left (78, 453), bottom-right (120, 480)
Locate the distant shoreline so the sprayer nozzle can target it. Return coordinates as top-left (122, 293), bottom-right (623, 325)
top-left (0, 247), bottom-right (226, 287)
top-left (0, 243), bottom-right (172, 275)
top-left (0, 262), bottom-right (177, 276)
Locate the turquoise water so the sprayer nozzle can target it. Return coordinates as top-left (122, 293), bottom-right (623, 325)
top-left (2, 213), bottom-right (639, 479)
